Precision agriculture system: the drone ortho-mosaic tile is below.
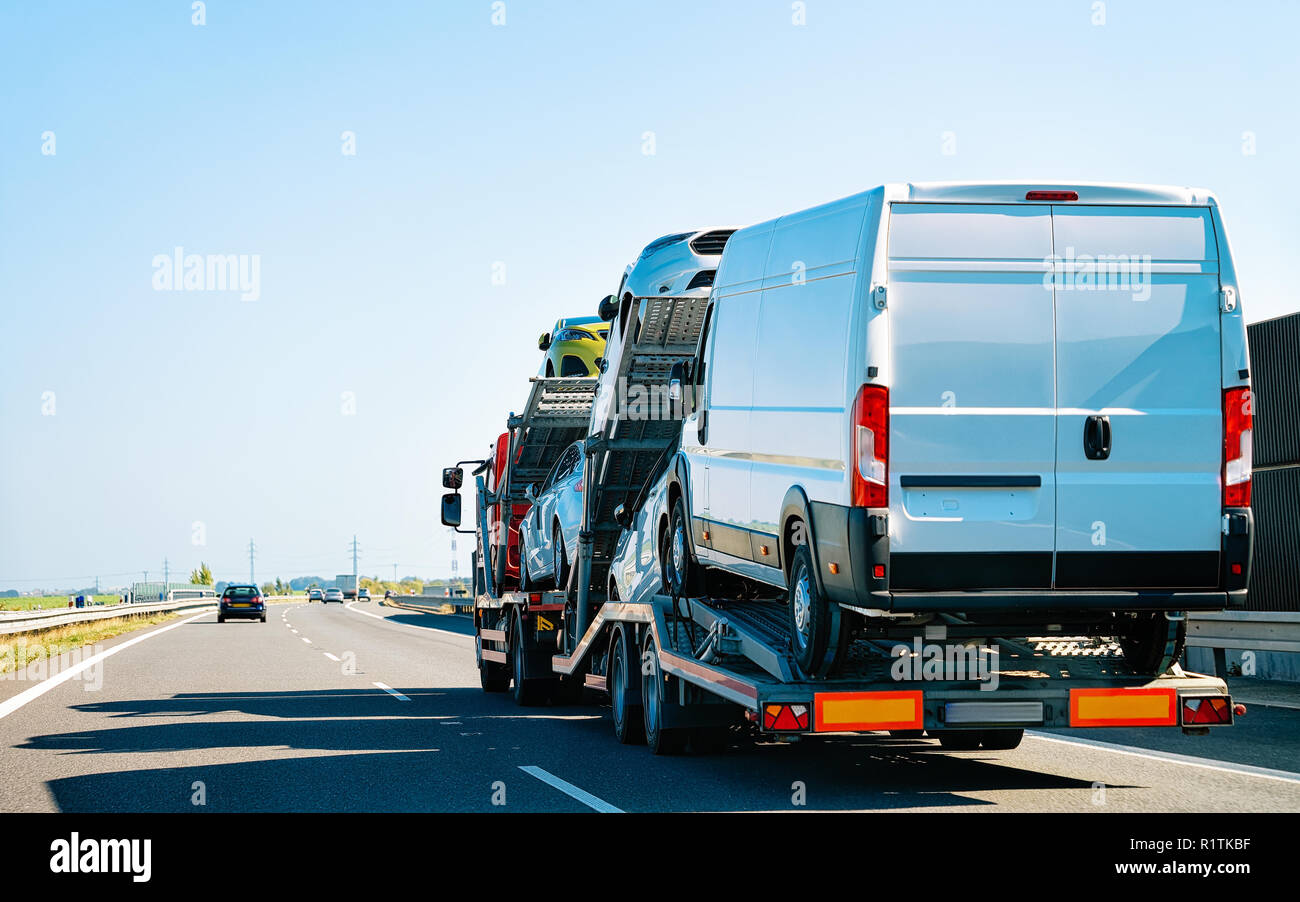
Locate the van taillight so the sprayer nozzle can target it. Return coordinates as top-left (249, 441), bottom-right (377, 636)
top-left (851, 384), bottom-right (888, 507)
top-left (1223, 387), bottom-right (1252, 507)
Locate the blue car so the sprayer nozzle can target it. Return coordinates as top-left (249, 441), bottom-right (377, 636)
top-left (218, 584), bottom-right (266, 622)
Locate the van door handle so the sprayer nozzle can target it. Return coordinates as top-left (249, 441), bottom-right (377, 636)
top-left (1084, 415), bottom-right (1111, 460)
top-left (698, 409), bottom-right (708, 445)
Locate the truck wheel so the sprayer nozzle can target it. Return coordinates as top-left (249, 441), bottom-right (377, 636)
top-left (610, 629), bottom-right (645, 744)
top-left (552, 526), bottom-right (569, 591)
top-left (477, 633), bottom-right (509, 692)
top-left (511, 611), bottom-right (549, 706)
top-left (786, 541), bottom-right (850, 678)
top-left (935, 731), bottom-right (982, 751)
top-left (642, 635), bottom-right (688, 755)
top-left (662, 498), bottom-right (700, 598)
top-left (1119, 613), bottom-right (1187, 676)
top-left (979, 729), bottom-right (1024, 750)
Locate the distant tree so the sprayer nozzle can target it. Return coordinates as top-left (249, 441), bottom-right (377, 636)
top-left (190, 562), bottom-right (213, 586)
top-left (261, 581), bottom-right (276, 596)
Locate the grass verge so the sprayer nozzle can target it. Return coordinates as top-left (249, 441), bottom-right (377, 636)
top-left (0, 611), bottom-right (179, 675)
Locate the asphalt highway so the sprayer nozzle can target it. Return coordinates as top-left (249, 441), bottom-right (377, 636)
top-left (2, 601), bottom-right (1298, 813)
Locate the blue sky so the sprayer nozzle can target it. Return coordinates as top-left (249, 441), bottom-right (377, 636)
top-left (2, 1), bottom-right (1297, 591)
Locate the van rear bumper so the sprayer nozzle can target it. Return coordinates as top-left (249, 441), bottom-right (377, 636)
top-left (808, 501), bottom-right (1251, 615)
top-left (877, 589), bottom-right (1234, 614)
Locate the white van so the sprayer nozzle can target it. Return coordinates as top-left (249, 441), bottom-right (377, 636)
top-left (661, 182), bottom-right (1254, 677)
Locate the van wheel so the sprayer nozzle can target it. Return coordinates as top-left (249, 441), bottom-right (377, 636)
top-left (642, 635), bottom-right (688, 755)
top-left (552, 526), bottom-right (569, 591)
top-left (786, 541), bottom-right (850, 678)
top-left (511, 611), bottom-right (549, 706)
top-left (610, 629), bottom-right (645, 744)
top-left (1118, 613), bottom-right (1187, 676)
top-left (662, 498), bottom-right (700, 598)
top-left (979, 729), bottom-right (1024, 750)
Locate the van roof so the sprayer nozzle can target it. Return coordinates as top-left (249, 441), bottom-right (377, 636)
top-left (886, 181), bottom-right (1218, 206)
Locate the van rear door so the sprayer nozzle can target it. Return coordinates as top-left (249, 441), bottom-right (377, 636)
top-left (1051, 205), bottom-right (1222, 588)
top-left (887, 204), bottom-right (1058, 590)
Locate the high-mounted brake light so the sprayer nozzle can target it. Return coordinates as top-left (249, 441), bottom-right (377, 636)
top-left (851, 384), bottom-right (888, 507)
top-left (1025, 190), bottom-right (1078, 201)
top-left (1223, 387), bottom-right (1252, 507)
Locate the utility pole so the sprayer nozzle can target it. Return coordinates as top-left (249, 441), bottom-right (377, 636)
top-left (392, 563), bottom-right (398, 583)
top-left (249, 539), bottom-right (256, 584)
top-left (351, 535), bottom-right (360, 592)
top-left (163, 558), bottom-right (169, 601)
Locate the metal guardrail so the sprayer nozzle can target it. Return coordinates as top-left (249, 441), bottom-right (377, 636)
top-left (0, 594), bottom-right (218, 637)
top-left (1186, 611), bottom-right (1300, 654)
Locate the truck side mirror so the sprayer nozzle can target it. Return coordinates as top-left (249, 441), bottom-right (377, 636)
top-left (597, 294), bottom-right (618, 322)
top-left (440, 492), bottom-right (462, 528)
top-left (442, 466), bottom-right (464, 490)
top-left (525, 483), bottom-right (539, 503)
top-left (538, 332), bottom-right (552, 351)
top-left (614, 503), bottom-right (631, 529)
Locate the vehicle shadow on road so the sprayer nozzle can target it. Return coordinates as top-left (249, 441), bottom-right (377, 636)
top-left (26, 687), bottom-right (1129, 812)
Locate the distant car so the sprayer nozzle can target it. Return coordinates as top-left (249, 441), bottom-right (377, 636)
top-left (518, 439), bottom-right (586, 590)
top-left (219, 584), bottom-right (266, 623)
top-left (323, 588), bottom-right (345, 604)
top-left (307, 588), bottom-right (324, 602)
top-left (538, 316), bottom-right (609, 378)
top-left (358, 588), bottom-right (371, 601)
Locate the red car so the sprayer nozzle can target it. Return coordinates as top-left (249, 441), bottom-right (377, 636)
top-left (486, 431), bottom-right (530, 590)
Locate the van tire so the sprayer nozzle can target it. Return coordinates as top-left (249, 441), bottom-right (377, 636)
top-left (979, 729), bottom-right (1024, 750)
top-left (1118, 613), bottom-right (1187, 676)
top-left (786, 541), bottom-right (850, 678)
top-left (662, 498), bottom-right (700, 598)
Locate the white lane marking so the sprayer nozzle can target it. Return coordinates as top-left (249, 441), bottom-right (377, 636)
top-left (373, 681), bottom-right (409, 701)
top-left (0, 611), bottom-right (212, 721)
top-left (518, 766), bottom-right (623, 813)
top-left (323, 652), bottom-right (341, 662)
top-left (301, 637), bottom-right (312, 644)
top-left (1026, 732), bottom-right (1300, 784)
top-left (290, 629), bottom-right (298, 633)
top-left (344, 601), bottom-right (472, 640)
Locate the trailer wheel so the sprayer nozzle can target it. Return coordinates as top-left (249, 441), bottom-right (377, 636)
top-left (610, 629), bottom-right (645, 744)
top-left (642, 635), bottom-right (688, 755)
top-left (786, 542), bottom-right (850, 678)
top-left (1118, 613), bottom-right (1187, 676)
top-left (979, 729), bottom-right (1024, 751)
top-left (476, 633), bottom-right (509, 693)
top-left (511, 611), bottom-right (550, 706)
top-left (935, 731), bottom-right (982, 751)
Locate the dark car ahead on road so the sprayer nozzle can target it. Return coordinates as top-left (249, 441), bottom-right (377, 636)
top-left (219, 584), bottom-right (266, 623)
top-left (307, 588), bottom-right (324, 602)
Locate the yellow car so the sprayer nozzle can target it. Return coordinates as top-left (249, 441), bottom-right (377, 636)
top-left (538, 316), bottom-right (609, 377)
